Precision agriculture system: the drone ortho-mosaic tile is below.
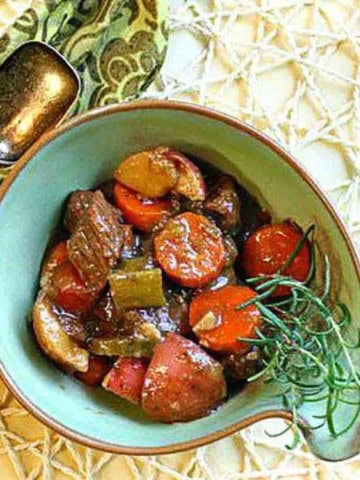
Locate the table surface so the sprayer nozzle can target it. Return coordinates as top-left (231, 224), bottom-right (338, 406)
top-left (1, 0), bottom-right (360, 478)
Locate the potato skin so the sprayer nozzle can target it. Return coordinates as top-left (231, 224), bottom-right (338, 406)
top-left (103, 357), bottom-right (148, 405)
top-left (167, 151), bottom-right (206, 201)
top-left (142, 333), bottom-right (227, 422)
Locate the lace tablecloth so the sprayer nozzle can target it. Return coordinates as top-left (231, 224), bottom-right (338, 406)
top-left (1, 0), bottom-right (360, 478)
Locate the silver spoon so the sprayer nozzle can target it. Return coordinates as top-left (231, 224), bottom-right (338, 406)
top-left (0, 41), bottom-right (80, 165)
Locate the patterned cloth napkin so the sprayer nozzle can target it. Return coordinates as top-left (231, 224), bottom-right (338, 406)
top-left (0, 0), bottom-right (168, 113)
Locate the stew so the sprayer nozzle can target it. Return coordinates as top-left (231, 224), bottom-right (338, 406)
top-left (32, 146), bottom-right (311, 423)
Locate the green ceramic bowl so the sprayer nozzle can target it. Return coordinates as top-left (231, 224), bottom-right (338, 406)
top-left (0, 101), bottom-right (359, 461)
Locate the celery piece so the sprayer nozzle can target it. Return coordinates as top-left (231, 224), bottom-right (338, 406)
top-left (89, 323), bottom-right (161, 358)
top-left (109, 268), bottom-right (166, 309)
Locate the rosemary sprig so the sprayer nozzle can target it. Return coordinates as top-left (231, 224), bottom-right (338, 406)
top-left (238, 226), bottom-right (360, 445)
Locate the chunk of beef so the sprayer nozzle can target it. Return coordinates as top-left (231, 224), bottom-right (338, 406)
top-left (53, 307), bottom-right (87, 343)
top-left (220, 347), bottom-right (261, 382)
top-left (120, 307), bottom-right (179, 337)
top-left (206, 237), bottom-right (238, 290)
top-left (208, 266), bottom-right (237, 291)
top-left (223, 234), bottom-right (238, 266)
top-left (97, 179), bottom-right (116, 204)
top-left (64, 190), bottom-right (94, 233)
top-left (85, 291), bottom-right (120, 339)
top-left (65, 189), bottom-right (123, 234)
top-left (236, 188), bottom-right (271, 242)
top-left (119, 292), bottom-right (190, 337)
top-left (68, 191), bottom-right (124, 290)
top-left (180, 197), bottom-right (204, 215)
top-left (205, 176), bottom-right (241, 232)
top-left (168, 292), bottom-right (191, 335)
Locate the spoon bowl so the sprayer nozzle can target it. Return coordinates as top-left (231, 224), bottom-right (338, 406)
top-left (0, 41), bottom-right (80, 165)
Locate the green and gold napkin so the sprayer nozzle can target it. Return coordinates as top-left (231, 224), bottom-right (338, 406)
top-left (0, 0), bottom-right (168, 112)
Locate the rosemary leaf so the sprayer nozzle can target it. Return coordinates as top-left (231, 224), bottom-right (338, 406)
top-left (238, 239), bottom-right (360, 444)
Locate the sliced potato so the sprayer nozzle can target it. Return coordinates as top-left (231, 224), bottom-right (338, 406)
top-left (32, 293), bottom-right (89, 372)
top-left (114, 147), bottom-right (178, 197)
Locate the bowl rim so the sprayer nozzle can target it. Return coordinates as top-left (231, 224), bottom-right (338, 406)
top-left (0, 99), bottom-right (359, 456)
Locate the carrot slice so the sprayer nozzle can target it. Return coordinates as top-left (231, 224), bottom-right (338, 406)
top-left (189, 285), bottom-right (261, 354)
top-left (114, 182), bottom-right (172, 232)
top-left (41, 241), bottom-right (69, 286)
top-left (154, 212), bottom-right (225, 288)
top-left (240, 222), bottom-right (311, 297)
top-left (47, 241), bottom-right (68, 265)
top-left (51, 262), bottom-right (96, 314)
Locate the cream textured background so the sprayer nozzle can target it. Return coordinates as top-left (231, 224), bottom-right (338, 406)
top-left (1, 0), bottom-right (360, 478)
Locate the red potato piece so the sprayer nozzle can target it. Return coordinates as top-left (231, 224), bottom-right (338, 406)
top-left (102, 357), bottom-right (148, 405)
top-left (114, 182), bottom-right (172, 232)
top-left (113, 147), bottom-right (206, 201)
top-left (75, 356), bottom-right (111, 387)
top-left (86, 291), bottom-right (119, 338)
top-left (167, 150), bottom-right (206, 201)
top-left (114, 147), bottom-right (179, 197)
top-left (154, 212), bottom-right (226, 288)
top-left (189, 285), bottom-right (262, 354)
top-left (142, 333), bottom-right (226, 422)
top-left (241, 222), bottom-right (311, 297)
